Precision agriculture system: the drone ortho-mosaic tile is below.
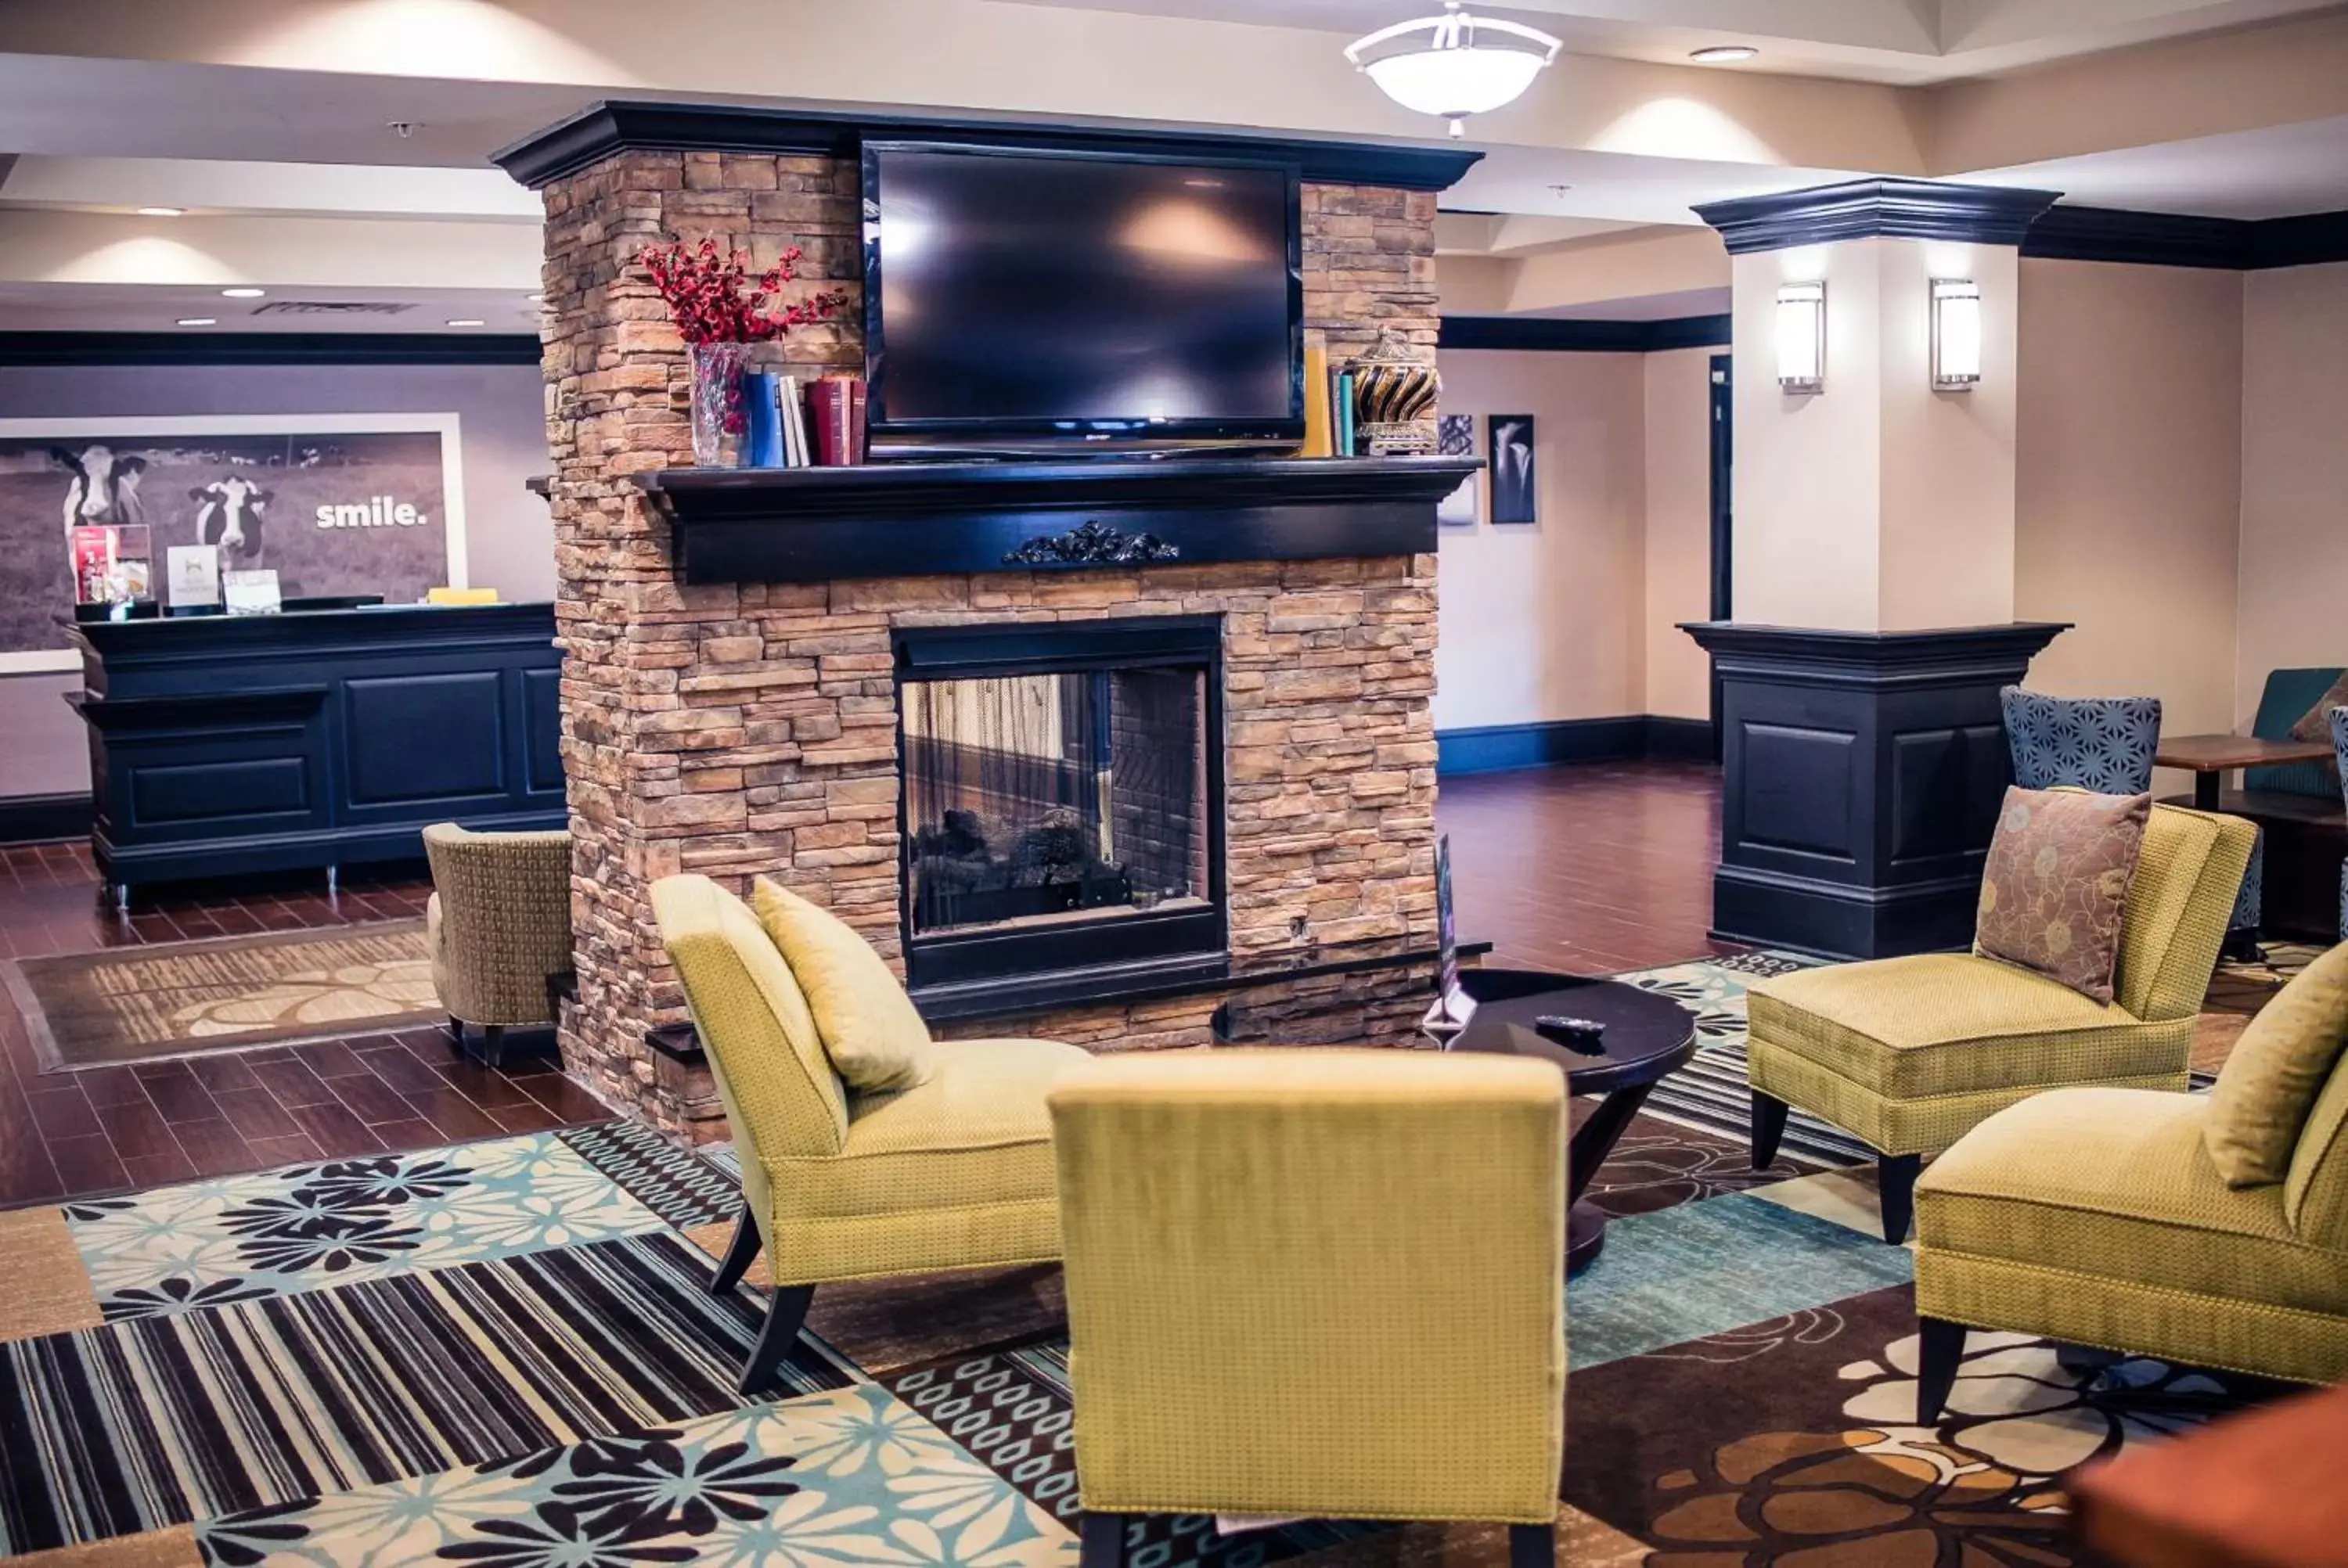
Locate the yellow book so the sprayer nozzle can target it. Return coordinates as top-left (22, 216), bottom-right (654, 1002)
top-left (1300, 341), bottom-right (1333, 457)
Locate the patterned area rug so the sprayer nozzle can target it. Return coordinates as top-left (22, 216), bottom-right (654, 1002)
top-left (0, 955), bottom-right (2285, 1567)
top-left (8, 922), bottom-right (440, 1068)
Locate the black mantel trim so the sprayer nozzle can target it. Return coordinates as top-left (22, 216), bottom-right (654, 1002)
top-left (1440, 315), bottom-right (1730, 353)
top-left (1694, 178), bottom-right (2062, 255)
top-left (0, 333), bottom-right (543, 368)
top-left (631, 455), bottom-right (1478, 584)
top-left (1679, 620), bottom-right (2072, 681)
top-left (495, 100), bottom-right (1484, 192)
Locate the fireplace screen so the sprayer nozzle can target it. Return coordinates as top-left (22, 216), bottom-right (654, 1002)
top-left (902, 666), bottom-right (1210, 938)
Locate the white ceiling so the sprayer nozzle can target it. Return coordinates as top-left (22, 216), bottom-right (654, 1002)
top-left (1006, 0), bottom-right (2344, 84)
top-left (0, 281), bottom-right (543, 334)
top-left (1974, 113), bottom-right (2348, 218)
top-left (0, 0), bottom-right (2340, 333)
top-left (1532, 285), bottom-right (1732, 320)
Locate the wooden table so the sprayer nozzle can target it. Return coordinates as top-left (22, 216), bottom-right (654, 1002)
top-left (2069, 1381), bottom-right (2348, 1566)
top-left (2154, 734), bottom-right (2334, 810)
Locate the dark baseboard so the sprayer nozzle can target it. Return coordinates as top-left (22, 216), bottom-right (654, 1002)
top-left (1641, 714), bottom-right (1717, 761)
top-left (1435, 714), bottom-right (1716, 775)
top-left (0, 792), bottom-right (92, 845)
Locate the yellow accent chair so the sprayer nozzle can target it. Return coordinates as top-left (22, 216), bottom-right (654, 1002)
top-left (1745, 801), bottom-right (2256, 1243)
top-left (1049, 1049), bottom-right (1568, 1568)
top-left (423, 822), bottom-right (574, 1069)
top-left (425, 586), bottom-right (500, 606)
top-left (651, 873), bottom-right (1087, 1394)
top-left (1912, 942), bottom-right (2348, 1419)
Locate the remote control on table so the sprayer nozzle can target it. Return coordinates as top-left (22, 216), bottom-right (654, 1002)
top-left (1532, 1014), bottom-right (1608, 1054)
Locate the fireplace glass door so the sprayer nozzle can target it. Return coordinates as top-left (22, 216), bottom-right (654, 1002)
top-left (894, 617), bottom-right (1225, 991)
top-left (903, 667), bottom-right (1208, 935)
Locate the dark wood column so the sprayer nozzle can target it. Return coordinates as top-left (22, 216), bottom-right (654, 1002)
top-left (1680, 620), bottom-right (2067, 959)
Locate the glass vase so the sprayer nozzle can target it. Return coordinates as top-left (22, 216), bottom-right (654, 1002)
top-left (687, 341), bottom-right (749, 467)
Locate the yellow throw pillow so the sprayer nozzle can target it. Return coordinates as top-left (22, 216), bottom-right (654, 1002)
top-left (751, 876), bottom-right (935, 1094)
top-left (2206, 942), bottom-right (2348, 1187)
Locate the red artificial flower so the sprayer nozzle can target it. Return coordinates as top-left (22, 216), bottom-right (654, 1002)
top-left (637, 238), bottom-right (845, 346)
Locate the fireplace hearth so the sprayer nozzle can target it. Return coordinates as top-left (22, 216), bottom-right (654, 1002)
top-left (894, 617), bottom-right (1226, 994)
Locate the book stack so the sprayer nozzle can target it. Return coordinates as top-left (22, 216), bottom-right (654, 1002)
top-left (742, 371), bottom-right (866, 467)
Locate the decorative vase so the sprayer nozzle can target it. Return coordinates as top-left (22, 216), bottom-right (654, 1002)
top-left (687, 341), bottom-right (749, 466)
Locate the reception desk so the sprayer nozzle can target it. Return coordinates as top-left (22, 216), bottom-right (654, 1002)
top-left (70, 602), bottom-right (564, 904)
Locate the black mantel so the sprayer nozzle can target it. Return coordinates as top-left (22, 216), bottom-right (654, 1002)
top-left (630, 455), bottom-right (1479, 584)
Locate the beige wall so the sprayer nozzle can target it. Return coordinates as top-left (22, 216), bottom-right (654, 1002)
top-left (1643, 347), bottom-right (1717, 720)
top-left (2014, 259), bottom-right (2245, 763)
top-left (1431, 348), bottom-right (1649, 732)
top-left (1730, 236), bottom-right (2020, 632)
top-left (2238, 261), bottom-right (2348, 724)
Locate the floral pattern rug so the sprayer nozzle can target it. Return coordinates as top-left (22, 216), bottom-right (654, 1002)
top-left (0, 954), bottom-right (2284, 1568)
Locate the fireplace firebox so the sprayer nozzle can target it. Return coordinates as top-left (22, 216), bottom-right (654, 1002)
top-left (894, 617), bottom-right (1226, 994)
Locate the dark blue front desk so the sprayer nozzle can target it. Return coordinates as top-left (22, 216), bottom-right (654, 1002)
top-left (69, 603), bottom-right (564, 901)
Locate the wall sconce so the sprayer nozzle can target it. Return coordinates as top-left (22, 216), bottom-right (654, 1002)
top-left (1931, 278), bottom-right (1982, 391)
top-left (1775, 281), bottom-right (1824, 392)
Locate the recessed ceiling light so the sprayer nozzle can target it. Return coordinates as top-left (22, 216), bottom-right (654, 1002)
top-left (445, 318), bottom-right (485, 327)
top-left (137, 207), bottom-right (186, 218)
top-left (1689, 45), bottom-right (1758, 63)
top-left (221, 287), bottom-right (265, 299)
top-left (176, 317), bottom-right (218, 327)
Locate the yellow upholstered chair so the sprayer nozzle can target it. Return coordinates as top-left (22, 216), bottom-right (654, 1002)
top-left (425, 586), bottom-right (500, 605)
top-left (1912, 944), bottom-right (2348, 1417)
top-left (651, 873), bottom-right (1087, 1394)
top-left (1049, 1050), bottom-right (1567, 1568)
top-left (423, 822), bottom-right (574, 1069)
top-left (1746, 801), bottom-right (2256, 1243)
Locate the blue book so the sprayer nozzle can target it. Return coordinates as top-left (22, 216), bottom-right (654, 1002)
top-left (742, 371), bottom-right (785, 467)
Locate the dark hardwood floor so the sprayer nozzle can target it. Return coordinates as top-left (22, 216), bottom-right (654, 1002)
top-left (1441, 757), bottom-right (1731, 973)
top-left (0, 758), bottom-right (1728, 1209)
top-left (0, 843), bottom-right (604, 1210)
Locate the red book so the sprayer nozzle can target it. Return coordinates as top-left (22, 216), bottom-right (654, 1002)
top-left (805, 379), bottom-right (850, 466)
top-left (848, 376), bottom-right (867, 463)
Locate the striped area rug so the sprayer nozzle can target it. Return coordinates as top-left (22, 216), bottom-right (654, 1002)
top-left (0, 1232), bottom-right (855, 1555)
top-left (1611, 952), bottom-right (1876, 1167)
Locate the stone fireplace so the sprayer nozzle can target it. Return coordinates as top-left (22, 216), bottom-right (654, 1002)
top-left (502, 104), bottom-right (1467, 1138)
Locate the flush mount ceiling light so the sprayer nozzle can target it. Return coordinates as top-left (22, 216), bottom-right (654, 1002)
top-left (136, 207), bottom-right (185, 218)
top-left (221, 287), bottom-right (265, 299)
top-left (1345, 0), bottom-right (1562, 138)
top-left (175, 317), bottom-right (217, 327)
top-left (1688, 45), bottom-right (1758, 63)
top-left (445, 317), bottom-right (485, 327)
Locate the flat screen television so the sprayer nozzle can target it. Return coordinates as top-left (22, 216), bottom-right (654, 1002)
top-left (861, 142), bottom-right (1303, 454)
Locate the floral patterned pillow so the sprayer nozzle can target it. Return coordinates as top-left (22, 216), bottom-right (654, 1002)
top-left (2288, 673), bottom-right (2348, 743)
top-left (1974, 786), bottom-right (2151, 1005)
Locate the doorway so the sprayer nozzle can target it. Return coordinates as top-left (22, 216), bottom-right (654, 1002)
top-left (1707, 352), bottom-right (1732, 760)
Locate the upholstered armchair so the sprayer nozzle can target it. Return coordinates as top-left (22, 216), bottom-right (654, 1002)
top-left (1748, 801), bottom-right (2256, 1242)
top-left (1913, 941), bottom-right (2348, 1415)
top-left (2000, 687), bottom-right (2160, 793)
top-left (2001, 685), bottom-right (2263, 952)
top-left (1050, 1050), bottom-right (1568, 1568)
top-left (423, 822), bottom-right (574, 1069)
top-left (652, 873), bottom-right (1086, 1395)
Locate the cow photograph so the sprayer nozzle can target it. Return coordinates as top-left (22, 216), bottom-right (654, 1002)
top-left (0, 417), bottom-right (463, 665)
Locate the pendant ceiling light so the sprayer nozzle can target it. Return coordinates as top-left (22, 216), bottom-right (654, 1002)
top-left (1345, 0), bottom-right (1562, 138)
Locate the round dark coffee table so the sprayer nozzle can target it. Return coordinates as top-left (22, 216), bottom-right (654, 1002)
top-left (1447, 969), bottom-right (1699, 1273)
top-left (1208, 962), bottom-right (1698, 1275)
